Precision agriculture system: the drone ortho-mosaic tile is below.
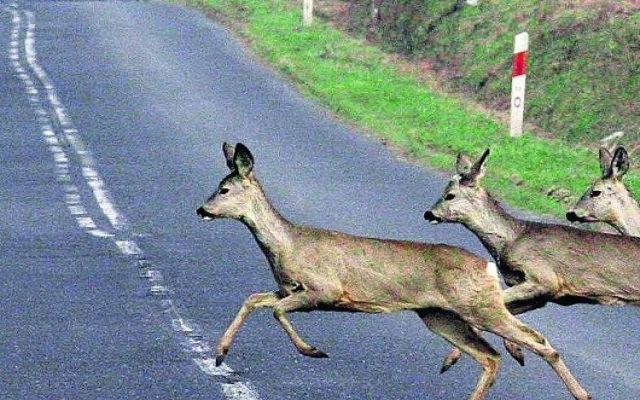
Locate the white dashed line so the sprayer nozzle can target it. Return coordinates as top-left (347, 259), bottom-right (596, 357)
top-left (221, 383), bottom-right (262, 400)
top-left (5, 5), bottom-right (260, 400)
top-left (115, 240), bottom-right (143, 256)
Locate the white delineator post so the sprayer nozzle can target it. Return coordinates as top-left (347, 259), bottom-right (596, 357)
top-left (510, 32), bottom-right (529, 137)
top-left (303, 0), bottom-right (313, 26)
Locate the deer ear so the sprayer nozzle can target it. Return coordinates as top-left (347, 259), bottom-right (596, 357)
top-left (223, 142), bottom-right (236, 170)
top-left (598, 147), bottom-right (613, 178)
top-left (461, 149), bottom-right (490, 186)
top-left (611, 146), bottom-right (629, 179)
top-left (233, 143), bottom-right (254, 177)
top-left (455, 152), bottom-right (473, 175)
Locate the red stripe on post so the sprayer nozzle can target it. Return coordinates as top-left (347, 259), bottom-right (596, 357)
top-left (512, 51), bottom-right (528, 77)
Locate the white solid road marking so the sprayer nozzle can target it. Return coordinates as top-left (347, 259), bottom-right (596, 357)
top-left (5, 5), bottom-right (260, 400)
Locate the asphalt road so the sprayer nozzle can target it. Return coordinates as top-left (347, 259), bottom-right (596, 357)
top-left (0, 1), bottom-right (638, 399)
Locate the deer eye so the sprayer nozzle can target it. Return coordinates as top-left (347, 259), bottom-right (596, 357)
top-left (590, 190), bottom-right (602, 198)
top-left (445, 193), bottom-right (456, 201)
top-left (219, 188), bottom-right (230, 195)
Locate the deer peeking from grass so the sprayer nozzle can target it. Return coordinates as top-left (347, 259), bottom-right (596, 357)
top-left (567, 145), bottom-right (640, 236)
top-left (425, 148), bottom-right (640, 374)
top-left (196, 142), bottom-right (590, 400)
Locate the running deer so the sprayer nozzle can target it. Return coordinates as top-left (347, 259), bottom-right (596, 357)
top-left (425, 148), bottom-right (640, 374)
top-left (196, 142), bottom-right (590, 400)
top-left (567, 145), bottom-right (640, 236)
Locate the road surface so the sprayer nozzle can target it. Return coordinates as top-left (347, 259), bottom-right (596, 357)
top-left (0, 1), bottom-right (637, 399)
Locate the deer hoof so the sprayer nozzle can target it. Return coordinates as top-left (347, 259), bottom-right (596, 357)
top-left (504, 341), bottom-right (525, 367)
top-left (439, 363), bottom-right (452, 375)
top-left (305, 347), bottom-right (329, 358)
top-left (440, 349), bottom-right (462, 374)
top-left (215, 353), bottom-right (227, 367)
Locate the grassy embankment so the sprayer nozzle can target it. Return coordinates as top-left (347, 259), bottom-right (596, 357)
top-left (344, 0), bottom-right (640, 143)
top-left (192, 0), bottom-right (640, 218)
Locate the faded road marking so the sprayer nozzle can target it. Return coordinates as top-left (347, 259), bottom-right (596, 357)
top-left (5, 5), bottom-right (260, 400)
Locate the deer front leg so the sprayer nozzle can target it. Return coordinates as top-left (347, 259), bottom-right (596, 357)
top-left (494, 281), bottom-right (553, 366)
top-left (496, 281), bottom-right (556, 365)
top-left (482, 282), bottom-right (551, 365)
top-left (503, 281), bottom-right (551, 314)
top-left (272, 291), bottom-right (329, 359)
top-left (215, 292), bottom-right (281, 366)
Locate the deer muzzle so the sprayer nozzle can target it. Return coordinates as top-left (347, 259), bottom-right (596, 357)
top-left (566, 210), bottom-right (594, 223)
top-left (565, 211), bottom-right (580, 222)
top-left (196, 206), bottom-right (217, 221)
top-left (424, 210), bottom-right (443, 224)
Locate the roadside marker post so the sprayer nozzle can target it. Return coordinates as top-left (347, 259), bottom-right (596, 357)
top-left (303, 0), bottom-right (313, 26)
top-left (510, 32), bottom-right (529, 137)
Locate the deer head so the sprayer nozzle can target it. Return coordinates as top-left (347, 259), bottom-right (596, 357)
top-left (424, 149), bottom-right (491, 225)
top-left (196, 142), bottom-right (261, 221)
top-left (566, 146), bottom-right (637, 234)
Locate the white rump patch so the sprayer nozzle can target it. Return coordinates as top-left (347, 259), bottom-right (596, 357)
top-left (487, 261), bottom-right (499, 280)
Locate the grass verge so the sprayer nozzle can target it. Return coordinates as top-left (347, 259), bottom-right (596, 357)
top-left (189, 0), bottom-right (640, 218)
top-left (343, 0), bottom-right (640, 144)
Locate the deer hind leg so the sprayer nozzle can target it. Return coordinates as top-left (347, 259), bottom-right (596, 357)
top-left (496, 281), bottom-right (555, 367)
top-left (272, 291), bottom-right (329, 359)
top-left (440, 282), bottom-right (550, 373)
top-left (418, 309), bottom-right (501, 400)
top-left (476, 312), bottom-right (591, 400)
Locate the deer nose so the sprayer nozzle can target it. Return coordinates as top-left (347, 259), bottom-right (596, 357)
top-left (566, 211), bottom-right (579, 222)
top-left (196, 207), bottom-right (215, 221)
top-left (424, 210), bottom-right (441, 224)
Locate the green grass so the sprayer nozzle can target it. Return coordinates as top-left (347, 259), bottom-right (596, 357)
top-left (347, 0), bottom-right (640, 143)
top-left (192, 0), bottom-right (640, 218)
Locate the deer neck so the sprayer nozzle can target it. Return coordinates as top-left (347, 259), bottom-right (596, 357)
top-left (611, 195), bottom-right (640, 236)
top-left (240, 185), bottom-right (294, 265)
top-left (461, 193), bottom-right (525, 259)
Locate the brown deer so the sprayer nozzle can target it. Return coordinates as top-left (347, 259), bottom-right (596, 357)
top-left (195, 142), bottom-right (590, 400)
top-left (425, 148), bottom-right (640, 374)
top-left (567, 145), bottom-right (640, 236)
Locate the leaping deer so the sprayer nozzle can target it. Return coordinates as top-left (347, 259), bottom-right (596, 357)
top-left (567, 145), bottom-right (640, 236)
top-left (195, 142), bottom-right (590, 400)
top-left (425, 148), bottom-right (640, 375)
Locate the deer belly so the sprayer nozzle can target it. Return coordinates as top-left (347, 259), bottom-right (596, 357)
top-left (334, 291), bottom-right (408, 313)
top-left (332, 279), bottom-right (422, 313)
top-left (558, 270), bottom-right (640, 304)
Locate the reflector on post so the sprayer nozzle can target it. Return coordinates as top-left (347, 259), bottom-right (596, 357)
top-left (510, 32), bottom-right (529, 137)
